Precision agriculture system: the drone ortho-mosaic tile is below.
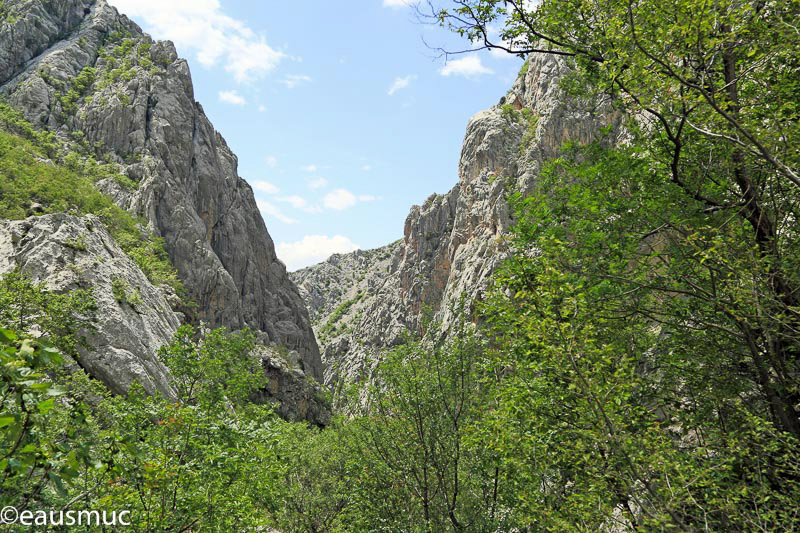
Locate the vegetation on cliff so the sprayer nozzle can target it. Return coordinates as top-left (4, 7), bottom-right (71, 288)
top-left (1, 0), bottom-right (798, 530)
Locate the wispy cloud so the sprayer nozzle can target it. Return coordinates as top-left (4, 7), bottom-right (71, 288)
top-left (302, 165), bottom-right (318, 172)
top-left (218, 89), bottom-right (246, 105)
top-left (361, 164), bottom-right (372, 172)
top-left (281, 74), bottom-right (312, 89)
top-left (323, 188), bottom-right (357, 210)
top-left (323, 188), bottom-right (378, 210)
top-left (308, 177), bottom-right (328, 190)
top-left (439, 55), bottom-right (493, 77)
top-left (108, 0), bottom-right (285, 83)
top-left (257, 200), bottom-right (295, 224)
top-left (388, 74), bottom-right (416, 96)
top-left (383, 0), bottom-right (414, 8)
top-left (277, 235), bottom-right (360, 271)
top-left (252, 180), bottom-right (279, 195)
top-left (265, 155), bottom-right (278, 168)
top-left (278, 195), bottom-right (322, 213)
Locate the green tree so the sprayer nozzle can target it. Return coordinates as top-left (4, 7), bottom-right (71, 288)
top-left (434, 0), bottom-right (800, 435)
top-left (68, 325), bottom-right (281, 531)
top-left (479, 142), bottom-right (800, 530)
top-left (0, 269), bottom-right (95, 357)
top-left (349, 329), bottom-right (505, 531)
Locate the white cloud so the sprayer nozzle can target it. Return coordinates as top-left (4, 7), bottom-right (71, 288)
top-left (265, 155), bottom-right (278, 168)
top-left (108, 0), bottom-right (285, 83)
top-left (321, 188), bottom-right (378, 210)
top-left (439, 55), bottom-right (493, 77)
top-left (308, 177), bottom-right (328, 190)
top-left (388, 74), bottom-right (416, 96)
top-left (277, 235), bottom-right (360, 271)
top-left (218, 89), bottom-right (246, 105)
top-left (258, 104), bottom-right (267, 112)
top-left (323, 188), bottom-right (358, 210)
top-left (281, 74), bottom-right (312, 89)
top-left (279, 195), bottom-right (308, 209)
top-left (361, 164), bottom-right (372, 171)
top-left (302, 165), bottom-right (318, 172)
top-left (252, 180), bottom-right (279, 195)
top-left (257, 200), bottom-right (295, 224)
top-left (383, 0), bottom-right (414, 7)
top-left (276, 195), bottom-right (322, 214)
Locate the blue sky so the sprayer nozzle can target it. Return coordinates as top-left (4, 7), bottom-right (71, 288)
top-left (108, 0), bottom-right (524, 270)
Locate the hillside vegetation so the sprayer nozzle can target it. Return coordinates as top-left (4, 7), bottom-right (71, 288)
top-left (1, 0), bottom-right (799, 530)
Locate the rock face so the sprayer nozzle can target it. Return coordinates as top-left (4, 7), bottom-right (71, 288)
top-left (253, 346), bottom-right (331, 427)
top-left (0, 0), bottom-right (322, 381)
top-left (294, 54), bottom-right (622, 388)
top-left (291, 241), bottom-right (402, 386)
top-left (0, 214), bottom-right (179, 397)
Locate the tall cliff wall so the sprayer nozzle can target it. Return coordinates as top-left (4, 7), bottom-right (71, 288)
top-left (0, 0), bottom-right (322, 382)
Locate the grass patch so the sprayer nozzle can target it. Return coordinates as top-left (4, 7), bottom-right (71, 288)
top-left (0, 105), bottom-right (182, 295)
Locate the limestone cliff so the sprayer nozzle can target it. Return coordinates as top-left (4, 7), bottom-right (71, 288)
top-left (0, 214), bottom-right (179, 397)
top-left (0, 0), bottom-right (324, 420)
top-left (293, 54), bottom-right (621, 388)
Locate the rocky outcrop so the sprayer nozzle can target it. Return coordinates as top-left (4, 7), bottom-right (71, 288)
top-left (253, 346), bottom-right (331, 427)
top-left (0, 214), bottom-right (179, 396)
top-left (296, 54), bottom-right (622, 388)
top-left (0, 0), bottom-right (322, 384)
top-left (291, 241), bottom-right (402, 385)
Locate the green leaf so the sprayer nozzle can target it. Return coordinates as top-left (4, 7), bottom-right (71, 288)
top-left (37, 398), bottom-right (55, 414)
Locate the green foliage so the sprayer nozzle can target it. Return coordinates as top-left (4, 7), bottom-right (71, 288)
top-left (59, 66), bottom-right (96, 115)
top-left (63, 232), bottom-right (88, 252)
top-left (499, 102), bottom-right (518, 122)
top-left (0, 328), bottom-right (94, 508)
top-left (477, 141), bottom-right (800, 530)
top-left (319, 291), bottom-right (363, 338)
top-left (160, 324), bottom-right (263, 407)
top-left (0, 101), bottom-right (58, 157)
top-left (0, 1), bottom-right (19, 24)
top-left (111, 277), bottom-right (142, 307)
top-left (269, 419), bottom-right (361, 532)
top-left (0, 270), bottom-right (95, 357)
top-left (0, 120), bottom-right (181, 293)
top-left (72, 326), bottom-right (280, 531)
top-left (1, 315), bottom-right (287, 530)
top-left (269, 328), bottom-right (509, 532)
top-left (0, 277), bottom-right (100, 509)
top-left (518, 58), bottom-right (529, 78)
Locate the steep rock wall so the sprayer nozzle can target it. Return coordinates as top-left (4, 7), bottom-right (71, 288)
top-left (0, 0), bottom-right (322, 381)
top-left (0, 214), bottom-right (179, 397)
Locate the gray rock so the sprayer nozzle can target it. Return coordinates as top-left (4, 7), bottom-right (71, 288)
top-left (0, 214), bottom-right (179, 396)
top-left (295, 54), bottom-right (623, 390)
top-left (252, 346), bottom-right (331, 427)
top-left (291, 241), bottom-right (403, 386)
top-left (0, 0), bottom-right (324, 417)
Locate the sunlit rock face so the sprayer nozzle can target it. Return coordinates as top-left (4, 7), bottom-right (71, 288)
top-left (0, 0), bottom-right (323, 416)
top-left (293, 53), bottom-right (622, 389)
top-left (0, 214), bottom-right (179, 397)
